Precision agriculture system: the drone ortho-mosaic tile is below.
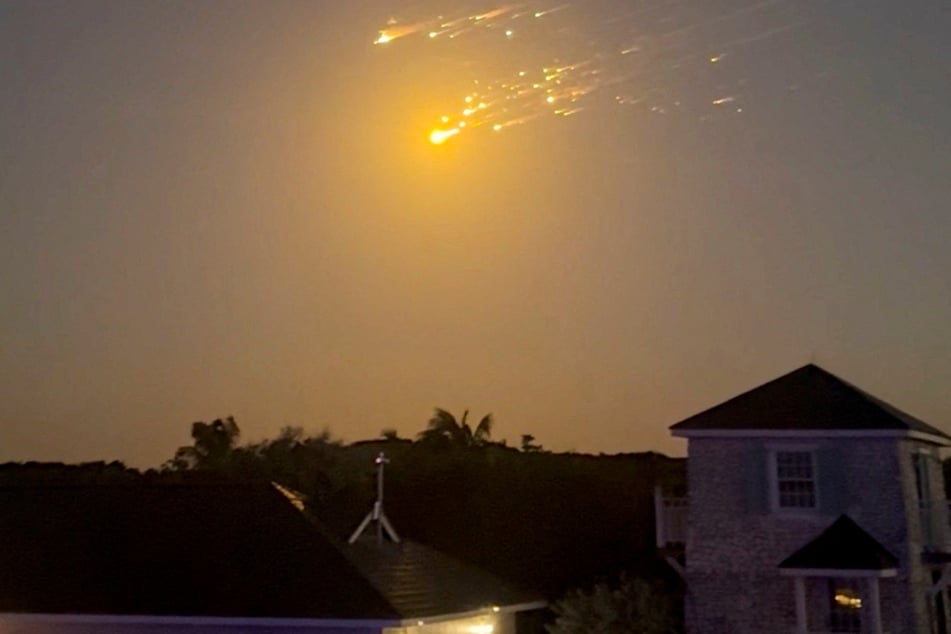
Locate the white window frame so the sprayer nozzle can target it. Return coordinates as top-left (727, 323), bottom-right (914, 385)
top-left (827, 578), bottom-right (864, 633)
top-left (767, 445), bottom-right (820, 514)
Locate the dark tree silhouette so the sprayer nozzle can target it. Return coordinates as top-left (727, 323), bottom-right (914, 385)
top-left (164, 416), bottom-right (240, 471)
top-left (547, 575), bottom-right (680, 634)
top-left (417, 408), bottom-right (493, 448)
top-left (520, 434), bottom-right (544, 452)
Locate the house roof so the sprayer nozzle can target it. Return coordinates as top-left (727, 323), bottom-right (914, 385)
top-left (0, 476), bottom-right (399, 619)
top-left (778, 515), bottom-right (899, 572)
top-left (345, 537), bottom-right (542, 619)
top-left (670, 364), bottom-right (950, 440)
top-left (0, 472), bottom-right (540, 621)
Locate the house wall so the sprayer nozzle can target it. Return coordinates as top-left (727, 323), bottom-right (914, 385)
top-left (0, 613), bottom-right (521, 634)
top-left (683, 435), bottom-right (938, 634)
top-left (0, 622), bottom-right (381, 634)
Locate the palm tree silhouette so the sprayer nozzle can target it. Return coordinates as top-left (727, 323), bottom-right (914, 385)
top-left (417, 408), bottom-right (493, 448)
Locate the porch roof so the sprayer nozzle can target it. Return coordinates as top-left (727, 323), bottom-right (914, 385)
top-left (778, 515), bottom-right (898, 575)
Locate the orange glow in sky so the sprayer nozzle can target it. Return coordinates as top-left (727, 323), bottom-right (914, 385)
top-left (2, 1), bottom-right (950, 469)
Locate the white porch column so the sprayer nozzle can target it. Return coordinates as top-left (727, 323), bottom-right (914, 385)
top-left (866, 577), bottom-right (883, 634)
top-left (794, 576), bottom-right (807, 634)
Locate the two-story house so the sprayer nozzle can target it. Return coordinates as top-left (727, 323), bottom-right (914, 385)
top-left (659, 364), bottom-right (951, 633)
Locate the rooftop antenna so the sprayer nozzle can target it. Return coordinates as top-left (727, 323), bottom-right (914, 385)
top-left (348, 451), bottom-right (400, 546)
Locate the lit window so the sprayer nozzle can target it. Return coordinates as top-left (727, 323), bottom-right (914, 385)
top-left (774, 451), bottom-right (817, 509)
top-left (828, 582), bottom-right (862, 632)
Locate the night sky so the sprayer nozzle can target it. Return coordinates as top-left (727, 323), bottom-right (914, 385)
top-left (2, 0), bottom-right (949, 467)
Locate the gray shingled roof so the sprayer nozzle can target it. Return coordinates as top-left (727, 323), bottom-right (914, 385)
top-left (779, 515), bottom-right (898, 571)
top-left (345, 537), bottom-right (541, 619)
top-left (670, 364), bottom-right (949, 438)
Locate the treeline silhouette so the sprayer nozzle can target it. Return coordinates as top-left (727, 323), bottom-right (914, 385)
top-left (0, 411), bottom-right (686, 599)
top-left (159, 411), bottom-right (686, 598)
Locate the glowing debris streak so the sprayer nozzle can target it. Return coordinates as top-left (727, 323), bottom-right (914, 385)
top-left (373, 24), bottom-right (424, 44)
top-left (430, 128), bottom-right (461, 144)
top-left (371, 1), bottom-right (813, 144)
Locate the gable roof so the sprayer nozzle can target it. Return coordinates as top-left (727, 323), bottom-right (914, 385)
top-left (345, 538), bottom-right (542, 619)
top-left (0, 472), bottom-right (541, 621)
top-left (670, 364), bottom-right (950, 442)
top-left (778, 515), bottom-right (899, 573)
top-left (0, 476), bottom-right (399, 620)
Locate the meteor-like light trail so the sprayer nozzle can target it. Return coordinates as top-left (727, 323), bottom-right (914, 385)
top-left (371, 1), bottom-right (812, 144)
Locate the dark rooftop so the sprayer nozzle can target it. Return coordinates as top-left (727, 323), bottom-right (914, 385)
top-left (0, 473), bottom-right (539, 620)
top-left (778, 515), bottom-right (899, 572)
top-left (0, 477), bottom-right (400, 619)
top-left (670, 364), bottom-right (949, 439)
top-left (346, 537), bottom-right (541, 619)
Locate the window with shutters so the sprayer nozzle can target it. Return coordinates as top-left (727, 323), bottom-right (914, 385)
top-left (770, 450), bottom-right (818, 511)
top-left (914, 449), bottom-right (942, 550)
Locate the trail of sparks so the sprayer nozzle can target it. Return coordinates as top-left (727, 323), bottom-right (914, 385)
top-left (425, 60), bottom-right (600, 145)
top-left (372, 4), bottom-right (522, 44)
top-left (371, 1), bottom-right (811, 144)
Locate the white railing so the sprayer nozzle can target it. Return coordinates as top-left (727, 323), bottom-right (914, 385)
top-left (654, 486), bottom-right (688, 548)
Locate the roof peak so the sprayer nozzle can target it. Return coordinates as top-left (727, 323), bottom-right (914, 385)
top-left (779, 514), bottom-right (898, 573)
top-left (669, 364), bottom-right (949, 441)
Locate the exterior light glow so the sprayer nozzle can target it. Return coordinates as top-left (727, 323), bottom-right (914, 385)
top-left (834, 593), bottom-right (862, 609)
